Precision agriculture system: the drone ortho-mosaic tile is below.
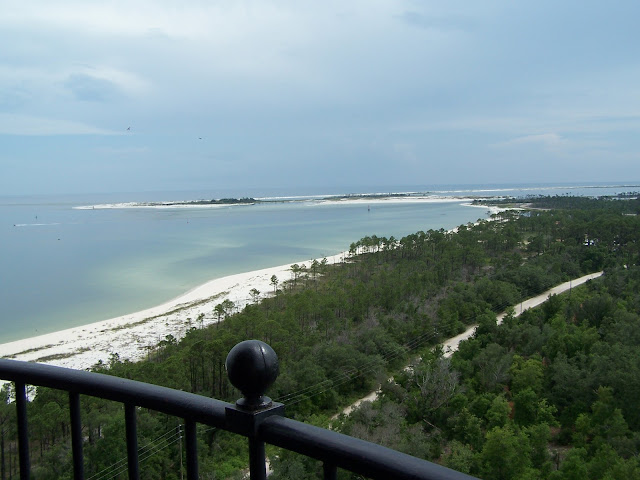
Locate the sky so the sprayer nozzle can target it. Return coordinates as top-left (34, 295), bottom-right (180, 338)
top-left (1, 0), bottom-right (640, 195)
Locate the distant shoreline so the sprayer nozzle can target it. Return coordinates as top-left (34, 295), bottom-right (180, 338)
top-left (73, 193), bottom-right (490, 210)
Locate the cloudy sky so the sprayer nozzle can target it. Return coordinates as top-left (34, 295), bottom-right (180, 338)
top-left (2, 1), bottom-right (639, 195)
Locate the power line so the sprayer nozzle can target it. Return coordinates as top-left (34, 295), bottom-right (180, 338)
top-left (88, 426), bottom-right (183, 480)
top-left (276, 274), bottom-right (574, 407)
top-left (87, 423), bottom-right (220, 480)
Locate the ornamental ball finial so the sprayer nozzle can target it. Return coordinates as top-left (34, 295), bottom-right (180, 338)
top-left (225, 340), bottom-right (279, 410)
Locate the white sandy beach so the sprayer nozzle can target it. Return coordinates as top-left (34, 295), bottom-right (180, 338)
top-left (0, 252), bottom-right (349, 371)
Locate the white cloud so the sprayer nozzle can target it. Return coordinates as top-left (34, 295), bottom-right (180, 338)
top-left (0, 1), bottom-right (336, 42)
top-left (493, 133), bottom-right (564, 148)
top-left (2, 1), bottom-right (199, 38)
top-left (94, 145), bottom-right (150, 155)
top-left (394, 108), bottom-right (640, 139)
top-left (71, 66), bottom-right (150, 94)
top-left (0, 114), bottom-right (120, 136)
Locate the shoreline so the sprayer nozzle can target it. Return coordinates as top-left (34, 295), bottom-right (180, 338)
top-left (0, 200), bottom-right (499, 372)
top-left (73, 195), bottom-right (484, 210)
top-left (0, 251), bottom-right (349, 371)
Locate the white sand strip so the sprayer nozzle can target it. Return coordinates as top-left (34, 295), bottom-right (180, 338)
top-left (0, 252), bottom-right (350, 371)
top-left (315, 196), bottom-right (476, 205)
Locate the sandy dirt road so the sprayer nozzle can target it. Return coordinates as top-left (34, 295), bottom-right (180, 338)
top-left (337, 271), bottom-right (604, 418)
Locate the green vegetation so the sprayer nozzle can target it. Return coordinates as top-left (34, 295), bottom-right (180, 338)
top-left (1, 195), bottom-right (639, 478)
top-left (334, 267), bottom-right (640, 479)
top-left (146, 197), bottom-right (256, 207)
top-left (187, 197), bottom-right (256, 205)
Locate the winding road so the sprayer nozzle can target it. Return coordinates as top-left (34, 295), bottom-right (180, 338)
top-left (336, 271), bottom-right (604, 418)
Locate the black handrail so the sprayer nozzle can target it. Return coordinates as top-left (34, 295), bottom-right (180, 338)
top-left (260, 416), bottom-right (470, 480)
top-left (0, 340), bottom-right (477, 480)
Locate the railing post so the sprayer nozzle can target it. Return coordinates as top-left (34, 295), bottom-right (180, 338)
top-left (249, 437), bottom-right (267, 479)
top-left (125, 403), bottom-right (140, 479)
top-left (69, 392), bottom-right (84, 480)
top-left (184, 419), bottom-right (198, 480)
top-left (225, 340), bottom-right (284, 480)
top-left (323, 462), bottom-right (338, 480)
top-left (15, 382), bottom-right (30, 480)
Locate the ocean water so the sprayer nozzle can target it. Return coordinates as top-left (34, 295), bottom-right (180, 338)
top-left (0, 182), bottom-right (637, 343)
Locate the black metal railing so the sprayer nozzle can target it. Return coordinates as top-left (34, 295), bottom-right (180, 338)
top-left (0, 340), bottom-right (477, 480)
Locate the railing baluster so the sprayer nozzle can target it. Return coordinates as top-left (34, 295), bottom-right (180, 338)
top-left (323, 462), bottom-right (337, 480)
top-left (249, 438), bottom-right (267, 480)
top-left (185, 419), bottom-right (198, 480)
top-left (69, 392), bottom-right (84, 480)
top-left (125, 403), bottom-right (140, 479)
top-left (15, 382), bottom-right (30, 480)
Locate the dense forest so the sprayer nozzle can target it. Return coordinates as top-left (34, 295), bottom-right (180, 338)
top-left (1, 194), bottom-right (639, 479)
